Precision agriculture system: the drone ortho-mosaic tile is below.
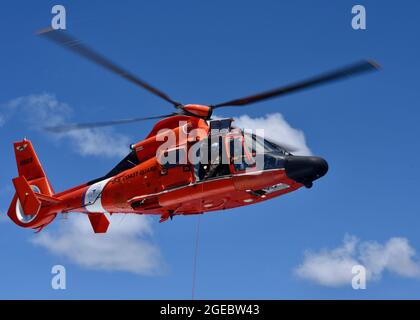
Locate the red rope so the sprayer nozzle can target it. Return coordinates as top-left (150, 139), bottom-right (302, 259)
top-left (191, 215), bottom-right (201, 300)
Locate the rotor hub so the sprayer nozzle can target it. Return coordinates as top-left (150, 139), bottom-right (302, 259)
top-left (181, 104), bottom-right (213, 119)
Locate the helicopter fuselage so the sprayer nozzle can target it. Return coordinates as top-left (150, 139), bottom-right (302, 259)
top-left (7, 115), bottom-right (328, 233)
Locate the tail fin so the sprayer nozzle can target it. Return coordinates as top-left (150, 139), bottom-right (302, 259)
top-left (7, 139), bottom-right (59, 230)
top-left (13, 139), bottom-right (54, 194)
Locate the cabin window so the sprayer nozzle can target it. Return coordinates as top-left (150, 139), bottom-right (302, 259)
top-left (159, 146), bottom-right (188, 169)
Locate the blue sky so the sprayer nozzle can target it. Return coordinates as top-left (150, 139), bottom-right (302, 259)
top-left (1, 0), bottom-right (420, 299)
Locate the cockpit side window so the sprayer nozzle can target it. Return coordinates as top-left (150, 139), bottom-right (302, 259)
top-left (228, 136), bottom-right (255, 172)
top-left (159, 147), bottom-right (187, 169)
top-left (242, 132), bottom-right (288, 170)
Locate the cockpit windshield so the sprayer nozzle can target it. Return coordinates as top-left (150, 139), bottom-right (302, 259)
top-left (243, 133), bottom-right (290, 156)
top-left (242, 132), bottom-right (289, 170)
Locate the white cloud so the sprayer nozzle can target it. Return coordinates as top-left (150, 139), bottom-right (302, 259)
top-left (65, 128), bottom-right (130, 158)
top-left (295, 235), bottom-right (359, 287)
top-left (359, 238), bottom-right (420, 279)
top-left (31, 214), bottom-right (164, 275)
top-left (1, 93), bottom-right (129, 158)
top-left (233, 113), bottom-right (312, 156)
top-left (295, 235), bottom-right (420, 287)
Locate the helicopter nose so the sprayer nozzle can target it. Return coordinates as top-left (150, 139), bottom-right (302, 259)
top-left (285, 156), bottom-right (328, 188)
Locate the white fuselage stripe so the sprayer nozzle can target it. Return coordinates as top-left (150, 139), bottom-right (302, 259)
top-left (84, 178), bottom-right (111, 213)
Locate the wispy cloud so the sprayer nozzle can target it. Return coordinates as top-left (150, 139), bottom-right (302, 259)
top-left (295, 235), bottom-right (420, 287)
top-left (233, 113), bottom-right (312, 156)
top-left (31, 214), bottom-right (164, 275)
top-left (1, 93), bottom-right (130, 158)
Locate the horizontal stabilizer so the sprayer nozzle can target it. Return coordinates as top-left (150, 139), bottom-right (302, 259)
top-left (35, 192), bottom-right (61, 205)
top-left (12, 176), bottom-right (61, 217)
top-left (13, 176), bottom-right (41, 216)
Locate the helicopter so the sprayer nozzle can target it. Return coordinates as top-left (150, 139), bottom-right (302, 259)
top-left (6, 28), bottom-right (379, 233)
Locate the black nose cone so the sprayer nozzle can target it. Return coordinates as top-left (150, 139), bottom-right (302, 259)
top-left (285, 156), bottom-right (328, 187)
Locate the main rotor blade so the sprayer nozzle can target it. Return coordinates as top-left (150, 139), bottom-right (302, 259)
top-left (37, 28), bottom-right (181, 107)
top-left (44, 114), bottom-right (175, 133)
top-left (212, 60), bottom-right (380, 108)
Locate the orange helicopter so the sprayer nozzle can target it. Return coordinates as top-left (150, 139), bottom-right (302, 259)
top-left (7, 29), bottom-right (379, 233)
